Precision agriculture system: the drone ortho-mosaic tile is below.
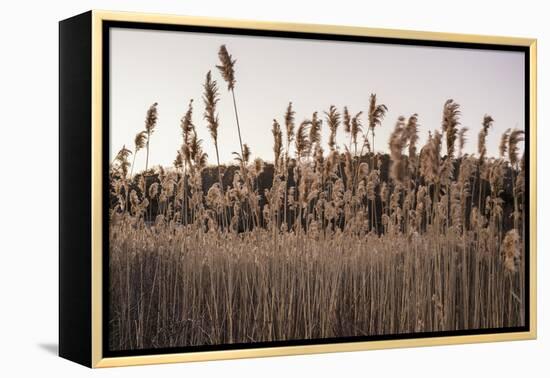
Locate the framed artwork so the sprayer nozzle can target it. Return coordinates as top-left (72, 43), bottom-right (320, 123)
top-left (59, 10), bottom-right (537, 368)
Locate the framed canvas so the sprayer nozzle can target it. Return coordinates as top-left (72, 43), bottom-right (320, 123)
top-left (59, 10), bottom-right (537, 368)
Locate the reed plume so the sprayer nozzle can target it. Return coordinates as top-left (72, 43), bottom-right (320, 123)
top-left (178, 99), bottom-right (195, 226)
top-left (113, 145), bottom-right (132, 179)
top-left (389, 116), bottom-right (408, 185)
top-left (203, 71), bottom-right (230, 228)
top-left (284, 102), bottom-right (296, 156)
top-left (134, 131), bottom-right (147, 150)
top-left (365, 94), bottom-right (386, 233)
top-left (190, 134), bottom-right (208, 171)
top-left (148, 182), bottom-right (159, 199)
top-left (216, 45), bottom-right (236, 90)
top-left (253, 157), bottom-right (264, 177)
top-left (295, 120), bottom-right (310, 160)
top-left (181, 99), bottom-right (194, 144)
top-left (217, 45), bottom-right (244, 160)
top-left (144, 102), bottom-right (158, 172)
top-left (130, 131), bottom-right (147, 177)
top-left (282, 102), bottom-right (296, 228)
top-left (325, 105), bottom-right (340, 151)
top-left (476, 115), bottom-right (494, 218)
top-left (341, 106), bottom-right (352, 152)
top-left (442, 99), bottom-right (461, 158)
top-left (309, 111), bottom-right (322, 154)
top-left (458, 127), bottom-right (468, 158)
top-left (233, 143), bottom-right (251, 167)
top-left (272, 119), bottom-right (283, 171)
top-left (502, 229), bottom-right (520, 272)
top-left (173, 149), bottom-right (183, 170)
top-left (499, 128), bottom-right (511, 158)
top-left (508, 128), bottom-right (524, 231)
top-left (189, 131), bottom-right (202, 164)
top-left (420, 131), bottom-right (442, 185)
top-left (242, 143), bottom-right (251, 165)
top-left (351, 111), bottom-right (363, 156)
top-left (508, 129), bottom-right (524, 168)
top-left (203, 71), bottom-right (226, 192)
top-left (515, 153), bottom-right (526, 206)
top-left (343, 107), bottom-right (351, 134)
top-left (368, 94), bottom-right (388, 169)
top-left (203, 71), bottom-right (220, 143)
top-left (406, 113), bottom-right (419, 167)
top-left (478, 115), bottom-right (493, 161)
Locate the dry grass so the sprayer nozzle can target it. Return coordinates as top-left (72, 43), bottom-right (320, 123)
top-left (108, 45), bottom-right (525, 351)
top-left (109, 220), bottom-right (523, 350)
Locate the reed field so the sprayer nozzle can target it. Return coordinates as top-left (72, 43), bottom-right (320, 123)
top-left (108, 45), bottom-right (526, 351)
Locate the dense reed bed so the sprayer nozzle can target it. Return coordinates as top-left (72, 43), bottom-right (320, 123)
top-left (108, 45), bottom-right (525, 351)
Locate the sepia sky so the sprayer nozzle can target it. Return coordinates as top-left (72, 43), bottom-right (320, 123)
top-left (109, 27), bottom-right (525, 167)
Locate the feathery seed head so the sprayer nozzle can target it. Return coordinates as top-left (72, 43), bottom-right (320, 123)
top-left (406, 113), bottom-right (419, 160)
top-left (272, 119), bottom-right (283, 168)
top-left (325, 105), bottom-right (340, 150)
top-left (442, 99), bottom-right (461, 158)
top-left (173, 149), bottom-right (184, 170)
top-left (295, 120), bottom-right (311, 159)
top-left (253, 157), bottom-right (264, 176)
top-left (203, 71), bottom-right (221, 143)
top-left (180, 99), bottom-right (195, 145)
top-left (389, 116), bottom-right (408, 184)
top-left (309, 111), bottom-right (322, 149)
top-left (458, 127), bottom-right (468, 158)
top-left (343, 106), bottom-right (351, 134)
top-left (351, 111), bottom-right (364, 149)
top-left (508, 129), bottom-right (524, 167)
top-left (368, 93), bottom-right (388, 133)
top-left (148, 182), bottom-right (159, 198)
top-left (145, 102), bottom-right (158, 134)
top-left (242, 143), bottom-right (251, 164)
top-left (134, 131), bottom-right (147, 152)
top-left (285, 102), bottom-right (296, 147)
top-left (499, 128), bottom-right (511, 159)
top-left (501, 229), bottom-right (520, 273)
top-left (216, 45), bottom-right (236, 90)
top-left (478, 114), bottom-right (494, 161)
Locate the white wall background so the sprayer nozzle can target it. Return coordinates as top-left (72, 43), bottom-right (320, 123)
top-left (0, 0), bottom-right (546, 376)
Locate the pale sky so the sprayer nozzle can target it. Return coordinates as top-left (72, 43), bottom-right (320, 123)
top-left (109, 27), bottom-right (525, 167)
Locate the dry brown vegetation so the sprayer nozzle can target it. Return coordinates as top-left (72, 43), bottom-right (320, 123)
top-left (108, 45), bottom-right (525, 351)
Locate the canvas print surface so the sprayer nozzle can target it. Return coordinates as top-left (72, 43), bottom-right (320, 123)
top-left (107, 26), bottom-right (527, 353)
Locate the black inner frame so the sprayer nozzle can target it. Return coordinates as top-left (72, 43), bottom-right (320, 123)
top-left (102, 20), bottom-right (531, 358)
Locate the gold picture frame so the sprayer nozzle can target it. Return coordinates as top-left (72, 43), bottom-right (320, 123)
top-left (59, 10), bottom-right (537, 368)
